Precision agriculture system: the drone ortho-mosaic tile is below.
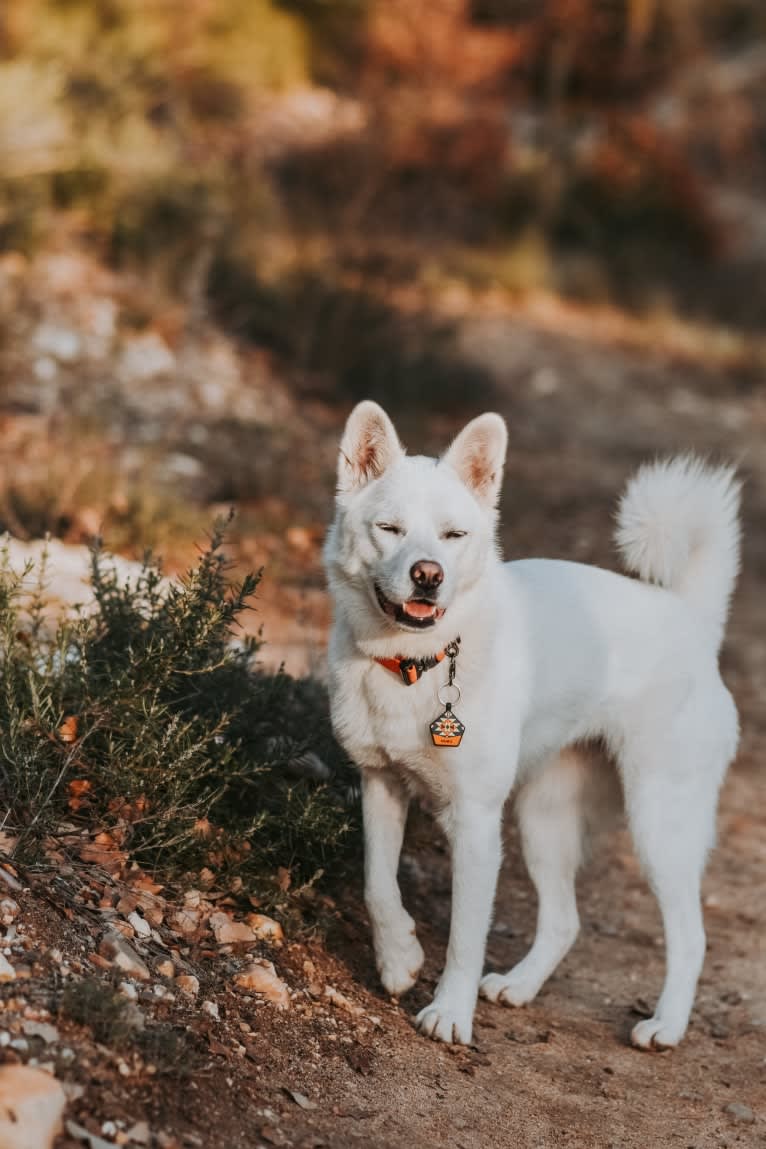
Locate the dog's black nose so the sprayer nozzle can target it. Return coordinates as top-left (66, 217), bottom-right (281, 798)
top-left (410, 560), bottom-right (444, 591)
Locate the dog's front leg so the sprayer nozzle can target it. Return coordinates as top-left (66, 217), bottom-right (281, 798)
top-left (362, 768), bottom-right (424, 995)
top-left (416, 798), bottom-right (503, 1044)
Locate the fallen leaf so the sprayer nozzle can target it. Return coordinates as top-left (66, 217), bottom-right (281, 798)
top-left (68, 778), bottom-right (92, 810)
top-left (59, 715), bottom-right (79, 743)
top-left (234, 960), bottom-right (290, 1008)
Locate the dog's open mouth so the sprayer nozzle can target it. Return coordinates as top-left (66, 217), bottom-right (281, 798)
top-left (374, 584), bottom-right (446, 629)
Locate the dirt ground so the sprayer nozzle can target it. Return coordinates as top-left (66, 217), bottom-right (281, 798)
top-left (2, 306), bottom-right (765, 1149)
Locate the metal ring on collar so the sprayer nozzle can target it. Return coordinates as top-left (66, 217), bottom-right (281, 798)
top-left (437, 682), bottom-right (461, 707)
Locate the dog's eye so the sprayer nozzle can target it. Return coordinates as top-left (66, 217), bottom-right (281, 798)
top-left (442, 529), bottom-right (467, 540)
top-left (376, 522), bottom-right (403, 535)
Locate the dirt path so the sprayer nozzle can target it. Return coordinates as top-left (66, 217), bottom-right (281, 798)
top-left (305, 758), bottom-right (764, 1149)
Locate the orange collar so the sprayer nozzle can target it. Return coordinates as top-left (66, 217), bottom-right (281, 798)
top-left (375, 646), bottom-right (449, 686)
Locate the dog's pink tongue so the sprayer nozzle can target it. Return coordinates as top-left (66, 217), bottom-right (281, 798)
top-left (402, 600), bottom-right (436, 619)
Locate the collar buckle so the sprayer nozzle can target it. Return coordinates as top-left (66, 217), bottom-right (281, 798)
top-left (398, 658), bottom-right (422, 685)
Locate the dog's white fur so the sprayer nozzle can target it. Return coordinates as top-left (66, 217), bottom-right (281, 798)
top-left (324, 401), bottom-right (740, 1049)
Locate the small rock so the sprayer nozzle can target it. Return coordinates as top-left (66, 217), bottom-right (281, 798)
top-left (723, 1102), bottom-right (755, 1123)
top-left (99, 932), bottom-right (150, 981)
top-left (118, 981), bottom-right (138, 1001)
top-left (0, 1065), bottom-right (67, 1149)
top-left (157, 1133), bottom-right (180, 1149)
top-left (126, 1121), bottom-right (151, 1145)
top-left (201, 1000), bottom-right (219, 1020)
top-left (234, 960), bottom-right (290, 1009)
top-left (245, 914), bottom-right (284, 944)
top-left (160, 453), bottom-right (204, 482)
top-left (324, 986), bottom-right (364, 1017)
top-left (0, 953), bottom-right (16, 981)
top-left (284, 1088), bottom-right (316, 1110)
top-left (0, 898), bottom-right (19, 924)
top-left (171, 910), bottom-right (200, 935)
top-left (209, 912), bottom-right (257, 947)
top-left (33, 356), bottom-right (58, 383)
top-left (32, 323), bottom-right (82, 363)
top-left (21, 1021), bottom-right (59, 1045)
top-left (66, 1118), bottom-right (120, 1148)
top-left (127, 912), bottom-right (152, 939)
top-left (156, 960), bottom-right (175, 979)
top-left (176, 975), bottom-right (199, 997)
top-left (119, 331), bottom-right (175, 383)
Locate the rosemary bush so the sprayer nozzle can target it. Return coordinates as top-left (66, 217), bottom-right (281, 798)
top-left (0, 525), bottom-right (359, 904)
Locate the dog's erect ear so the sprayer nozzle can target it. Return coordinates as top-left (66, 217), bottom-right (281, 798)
top-left (442, 413), bottom-right (507, 509)
top-left (337, 401), bottom-right (404, 494)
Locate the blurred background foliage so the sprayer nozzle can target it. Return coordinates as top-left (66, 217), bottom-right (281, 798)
top-left (1, 0), bottom-right (765, 388)
top-left (0, 0), bottom-right (765, 574)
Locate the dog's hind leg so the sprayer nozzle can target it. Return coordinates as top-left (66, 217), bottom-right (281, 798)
top-left (623, 686), bottom-right (736, 1049)
top-left (481, 747), bottom-right (595, 1008)
top-left (362, 768), bottom-right (424, 996)
top-left (624, 774), bottom-right (710, 1050)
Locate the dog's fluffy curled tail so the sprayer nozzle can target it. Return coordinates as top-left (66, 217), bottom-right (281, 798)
top-left (615, 456), bottom-right (741, 649)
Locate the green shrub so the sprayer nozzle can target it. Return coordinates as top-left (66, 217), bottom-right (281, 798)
top-left (0, 523), bottom-right (359, 907)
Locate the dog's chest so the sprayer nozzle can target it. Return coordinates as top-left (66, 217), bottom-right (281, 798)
top-left (332, 662), bottom-right (464, 789)
top-left (363, 670), bottom-right (442, 757)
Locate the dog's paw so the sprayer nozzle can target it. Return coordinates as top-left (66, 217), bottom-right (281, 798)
top-left (630, 1014), bottom-right (685, 1051)
top-left (377, 931), bottom-right (424, 997)
top-left (415, 998), bottom-right (473, 1045)
top-left (479, 968), bottom-right (540, 1007)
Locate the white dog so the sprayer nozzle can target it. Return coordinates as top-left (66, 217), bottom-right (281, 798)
top-left (324, 400), bottom-right (740, 1049)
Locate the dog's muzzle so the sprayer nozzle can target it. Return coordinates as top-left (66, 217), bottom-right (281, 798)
top-left (374, 583), bottom-right (446, 629)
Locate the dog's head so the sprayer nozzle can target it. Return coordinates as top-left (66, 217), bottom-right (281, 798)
top-left (325, 401), bottom-right (507, 641)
